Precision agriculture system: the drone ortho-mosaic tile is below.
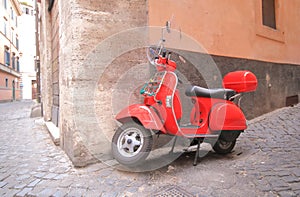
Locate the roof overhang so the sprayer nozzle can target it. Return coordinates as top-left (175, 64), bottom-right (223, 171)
top-left (11, 0), bottom-right (23, 16)
top-left (0, 64), bottom-right (21, 78)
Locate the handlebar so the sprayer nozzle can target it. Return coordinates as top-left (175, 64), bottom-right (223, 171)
top-left (146, 22), bottom-right (178, 72)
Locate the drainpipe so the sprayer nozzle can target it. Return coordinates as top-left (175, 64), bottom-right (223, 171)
top-left (35, 0), bottom-right (42, 116)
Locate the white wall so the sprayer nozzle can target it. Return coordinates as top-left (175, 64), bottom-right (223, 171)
top-left (18, 2), bottom-right (36, 99)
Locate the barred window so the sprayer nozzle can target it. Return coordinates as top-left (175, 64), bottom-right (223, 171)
top-left (262, 0), bottom-right (276, 29)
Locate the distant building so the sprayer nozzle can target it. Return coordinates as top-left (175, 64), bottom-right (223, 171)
top-left (0, 0), bottom-right (22, 102)
top-left (18, 1), bottom-right (37, 100)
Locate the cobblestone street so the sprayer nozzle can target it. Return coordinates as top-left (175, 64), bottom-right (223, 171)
top-left (0, 101), bottom-right (299, 196)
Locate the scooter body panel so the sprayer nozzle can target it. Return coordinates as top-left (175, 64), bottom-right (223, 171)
top-left (209, 102), bottom-right (247, 131)
top-left (115, 104), bottom-right (166, 133)
top-left (155, 71), bottom-right (181, 135)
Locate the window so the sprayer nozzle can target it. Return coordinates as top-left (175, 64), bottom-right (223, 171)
top-left (12, 54), bottom-right (15, 69)
top-left (4, 47), bottom-right (10, 66)
top-left (25, 8), bottom-right (29, 15)
top-left (262, 0), bottom-right (276, 29)
top-left (5, 78), bottom-right (8, 87)
top-left (11, 7), bottom-right (14, 20)
top-left (16, 37), bottom-right (19, 50)
top-left (4, 0), bottom-right (7, 9)
top-left (255, 0), bottom-right (284, 43)
top-left (11, 32), bottom-right (14, 45)
top-left (48, 0), bottom-right (55, 11)
top-left (3, 21), bottom-right (7, 36)
top-left (17, 57), bottom-right (20, 72)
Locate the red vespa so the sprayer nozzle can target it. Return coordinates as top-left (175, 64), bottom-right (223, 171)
top-left (111, 24), bottom-right (258, 167)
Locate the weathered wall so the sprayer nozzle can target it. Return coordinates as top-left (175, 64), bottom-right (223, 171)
top-left (213, 55), bottom-right (300, 119)
top-left (50, 0), bottom-right (60, 127)
top-left (39, 0), bottom-right (53, 121)
top-left (148, 0), bottom-right (300, 116)
top-left (149, 0), bottom-right (300, 65)
top-left (169, 49), bottom-right (300, 120)
top-left (57, 0), bottom-right (148, 166)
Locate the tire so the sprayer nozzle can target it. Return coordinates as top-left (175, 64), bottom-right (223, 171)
top-left (213, 139), bottom-right (236, 154)
top-left (111, 122), bottom-right (153, 167)
top-left (212, 130), bottom-right (241, 154)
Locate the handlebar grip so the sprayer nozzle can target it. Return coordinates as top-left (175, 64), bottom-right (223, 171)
top-left (140, 83), bottom-right (147, 95)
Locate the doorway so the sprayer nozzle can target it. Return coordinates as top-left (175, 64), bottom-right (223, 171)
top-left (12, 80), bottom-right (15, 101)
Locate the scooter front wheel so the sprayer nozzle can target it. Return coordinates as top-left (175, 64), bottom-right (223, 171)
top-left (111, 122), bottom-right (153, 167)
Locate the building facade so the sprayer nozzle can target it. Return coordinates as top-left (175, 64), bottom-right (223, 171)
top-left (19, 1), bottom-right (37, 100)
top-left (39, 0), bottom-right (300, 166)
top-left (148, 0), bottom-right (300, 117)
top-left (0, 0), bottom-right (22, 102)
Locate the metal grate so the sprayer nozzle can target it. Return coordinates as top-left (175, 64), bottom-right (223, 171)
top-left (286, 95), bottom-right (299, 107)
top-left (153, 185), bottom-right (194, 197)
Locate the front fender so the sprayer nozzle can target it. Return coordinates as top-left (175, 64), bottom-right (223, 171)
top-left (116, 104), bottom-right (166, 133)
top-left (209, 103), bottom-right (247, 131)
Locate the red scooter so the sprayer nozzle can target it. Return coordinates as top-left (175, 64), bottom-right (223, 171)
top-left (112, 23), bottom-right (258, 167)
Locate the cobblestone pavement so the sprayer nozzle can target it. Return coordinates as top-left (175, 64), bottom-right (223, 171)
top-left (0, 101), bottom-right (299, 197)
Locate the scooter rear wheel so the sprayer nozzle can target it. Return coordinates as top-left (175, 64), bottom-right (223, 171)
top-left (112, 122), bottom-right (153, 167)
top-left (213, 139), bottom-right (236, 154)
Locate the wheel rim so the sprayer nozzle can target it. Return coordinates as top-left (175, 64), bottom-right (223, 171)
top-left (218, 140), bottom-right (233, 150)
top-left (117, 127), bottom-right (144, 158)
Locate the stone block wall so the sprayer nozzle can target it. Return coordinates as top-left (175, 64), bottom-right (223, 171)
top-left (50, 0), bottom-right (60, 127)
top-left (39, 0), bottom-right (53, 121)
top-left (57, 0), bottom-right (148, 166)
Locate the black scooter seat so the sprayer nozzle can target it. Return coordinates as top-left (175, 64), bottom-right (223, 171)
top-left (185, 86), bottom-right (236, 100)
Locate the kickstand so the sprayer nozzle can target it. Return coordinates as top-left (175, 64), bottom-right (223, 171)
top-left (169, 136), bottom-right (177, 154)
top-left (193, 138), bottom-right (201, 166)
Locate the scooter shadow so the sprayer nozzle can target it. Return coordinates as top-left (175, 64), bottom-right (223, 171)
top-left (114, 135), bottom-right (250, 172)
top-left (173, 150), bottom-right (233, 166)
top-left (115, 147), bottom-right (242, 172)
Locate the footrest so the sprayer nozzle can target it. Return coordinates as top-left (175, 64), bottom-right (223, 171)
top-left (179, 124), bottom-right (200, 129)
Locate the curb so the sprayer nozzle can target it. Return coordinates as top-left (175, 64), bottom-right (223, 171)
top-left (45, 121), bottom-right (60, 146)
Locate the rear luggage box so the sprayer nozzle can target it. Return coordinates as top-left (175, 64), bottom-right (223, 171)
top-left (223, 71), bottom-right (258, 93)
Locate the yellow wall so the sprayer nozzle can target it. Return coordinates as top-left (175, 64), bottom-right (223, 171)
top-left (0, 0), bottom-right (22, 101)
top-left (0, 0), bottom-right (21, 65)
top-left (148, 0), bottom-right (300, 65)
